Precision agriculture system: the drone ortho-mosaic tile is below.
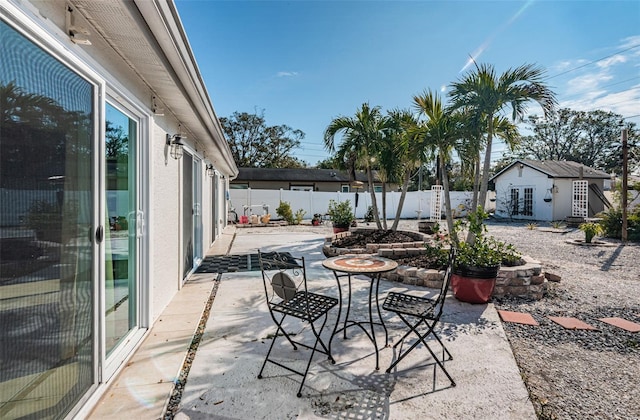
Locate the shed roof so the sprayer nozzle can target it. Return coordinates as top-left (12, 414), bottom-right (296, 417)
top-left (234, 167), bottom-right (375, 183)
top-left (490, 159), bottom-right (611, 181)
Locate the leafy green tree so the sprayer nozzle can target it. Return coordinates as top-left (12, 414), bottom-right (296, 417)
top-left (105, 121), bottom-right (128, 159)
top-left (506, 108), bottom-right (639, 174)
top-left (449, 63), bottom-right (556, 211)
top-left (220, 110), bottom-right (307, 168)
top-left (324, 103), bottom-right (389, 230)
top-left (315, 155), bottom-right (344, 169)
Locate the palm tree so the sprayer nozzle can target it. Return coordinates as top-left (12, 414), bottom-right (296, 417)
top-left (412, 90), bottom-right (464, 237)
top-left (372, 126), bottom-right (403, 230)
top-left (449, 63), bottom-right (556, 211)
top-left (386, 109), bottom-right (424, 231)
top-left (324, 103), bottom-right (388, 230)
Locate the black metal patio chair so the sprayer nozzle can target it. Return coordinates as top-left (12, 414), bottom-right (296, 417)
top-left (257, 250), bottom-right (338, 397)
top-left (382, 247), bottom-right (456, 387)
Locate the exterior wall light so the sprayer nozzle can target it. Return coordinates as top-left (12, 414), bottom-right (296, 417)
top-left (206, 164), bottom-right (215, 177)
top-left (166, 133), bottom-right (185, 160)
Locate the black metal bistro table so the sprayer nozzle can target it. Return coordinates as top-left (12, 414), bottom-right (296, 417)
top-left (322, 255), bottom-right (398, 370)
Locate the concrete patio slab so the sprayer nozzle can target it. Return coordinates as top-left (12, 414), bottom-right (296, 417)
top-left (91, 226), bottom-right (536, 419)
top-left (176, 230), bottom-right (536, 420)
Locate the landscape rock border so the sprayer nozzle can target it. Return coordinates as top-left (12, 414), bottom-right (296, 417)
top-left (323, 228), bottom-right (548, 300)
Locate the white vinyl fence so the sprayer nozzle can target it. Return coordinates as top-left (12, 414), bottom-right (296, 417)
top-left (228, 189), bottom-right (474, 221)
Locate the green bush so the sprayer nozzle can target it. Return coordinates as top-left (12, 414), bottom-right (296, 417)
top-left (327, 199), bottom-right (354, 227)
top-left (294, 209), bottom-right (306, 225)
top-left (600, 206), bottom-right (640, 242)
top-left (276, 201), bottom-right (294, 224)
top-left (364, 206), bottom-right (376, 223)
top-left (579, 222), bottom-right (604, 243)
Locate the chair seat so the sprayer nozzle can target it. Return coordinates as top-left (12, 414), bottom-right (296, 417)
top-left (383, 292), bottom-right (436, 319)
top-left (272, 291), bottom-right (338, 322)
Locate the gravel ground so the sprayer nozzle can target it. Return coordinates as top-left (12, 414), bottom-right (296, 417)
top-left (353, 219), bottom-right (640, 419)
top-left (483, 219), bottom-right (640, 420)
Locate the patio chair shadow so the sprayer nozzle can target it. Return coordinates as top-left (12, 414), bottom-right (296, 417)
top-left (311, 360), bottom-right (396, 419)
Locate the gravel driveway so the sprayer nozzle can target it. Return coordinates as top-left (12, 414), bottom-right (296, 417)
top-left (484, 220), bottom-right (640, 420)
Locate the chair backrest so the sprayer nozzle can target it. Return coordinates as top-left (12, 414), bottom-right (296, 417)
top-left (433, 247), bottom-right (456, 317)
top-left (258, 250), bottom-right (306, 304)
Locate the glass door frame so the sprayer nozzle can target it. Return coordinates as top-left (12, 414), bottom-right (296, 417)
top-left (192, 157), bottom-right (203, 268)
top-left (101, 92), bottom-right (149, 381)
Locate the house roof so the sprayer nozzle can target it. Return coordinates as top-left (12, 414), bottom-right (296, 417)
top-left (490, 159), bottom-right (611, 181)
top-left (233, 167), bottom-right (375, 183)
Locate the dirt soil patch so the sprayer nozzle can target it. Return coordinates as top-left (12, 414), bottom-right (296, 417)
top-left (332, 230), bottom-right (417, 248)
top-left (332, 229), bottom-right (446, 269)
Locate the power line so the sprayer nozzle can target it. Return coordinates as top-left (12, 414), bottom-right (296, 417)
top-left (548, 43), bottom-right (640, 80)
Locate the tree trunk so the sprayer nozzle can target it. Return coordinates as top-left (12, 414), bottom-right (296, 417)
top-left (440, 151), bottom-right (455, 241)
top-left (391, 169), bottom-right (411, 231)
top-left (381, 182), bottom-right (388, 230)
top-left (477, 117), bottom-right (494, 212)
top-left (366, 165), bottom-right (383, 230)
top-left (471, 154), bottom-right (480, 211)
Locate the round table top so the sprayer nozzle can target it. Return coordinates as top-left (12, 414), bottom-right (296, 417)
top-left (322, 255), bottom-right (398, 274)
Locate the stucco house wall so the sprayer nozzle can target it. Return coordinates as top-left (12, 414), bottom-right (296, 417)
top-left (1, 1), bottom-right (237, 418)
top-left (491, 160), bottom-right (610, 222)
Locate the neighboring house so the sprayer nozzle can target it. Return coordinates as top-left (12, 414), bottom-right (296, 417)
top-left (231, 167), bottom-right (396, 192)
top-left (0, 1), bottom-right (237, 419)
top-left (490, 160), bottom-right (611, 222)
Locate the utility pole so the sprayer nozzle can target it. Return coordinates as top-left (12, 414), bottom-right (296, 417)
top-left (621, 128), bottom-right (628, 242)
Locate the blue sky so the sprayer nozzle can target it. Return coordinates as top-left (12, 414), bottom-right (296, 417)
top-left (175, 0), bottom-right (640, 166)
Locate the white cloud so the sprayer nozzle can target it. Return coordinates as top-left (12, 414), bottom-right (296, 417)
top-left (566, 71), bottom-right (613, 94)
top-left (619, 35), bottom-right (640, 49)
top-left (276, 71), bottom-right (299, 77)
top-left (560, 85), bottom-right (640, 118)
top-left (596, 54), bottom-right (627, 69)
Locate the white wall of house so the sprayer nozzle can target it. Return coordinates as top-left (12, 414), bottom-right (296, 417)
top-left (1, 2), bottom-right (235, 418)
top-left (493, 165), bottom-right (555, 221)
top-left (494, 166), bottom-right (608, 222)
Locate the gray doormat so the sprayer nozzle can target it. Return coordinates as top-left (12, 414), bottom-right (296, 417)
top-left (195, 252), bottom-right (298, 274)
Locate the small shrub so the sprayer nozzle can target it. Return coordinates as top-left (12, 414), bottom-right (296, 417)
top-left (294, 209), bottom-right (306, 225)
top-left (579, 221), bottom-right (604, 243)
top-left (364, 206), bottom-right (376, 223)
top-left (276, 201), bottom-right (294, 224)
top-left (327, 199), bottom-right (354, 227)
top-left (526, 222), bottom-right (538, 230)
top-left (550, 221), bottom-right (565, 229)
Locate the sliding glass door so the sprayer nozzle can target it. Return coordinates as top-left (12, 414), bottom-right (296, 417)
top-left (1, 18), bottom-right (96, 418)
top-left (104, 103), bottom-right (140, 364)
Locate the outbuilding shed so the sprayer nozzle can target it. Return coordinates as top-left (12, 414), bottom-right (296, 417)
top-left (490, 160), bottom-right (611, 222)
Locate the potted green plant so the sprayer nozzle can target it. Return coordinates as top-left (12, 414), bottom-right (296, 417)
top-left (579, 221), bottom-right (604, 243)
top-left (451, 208), bottom-right (520, 303)
top-left (327, 199), bottom-right (354, 233)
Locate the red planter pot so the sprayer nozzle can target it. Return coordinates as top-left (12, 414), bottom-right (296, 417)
top-left (332, 226), bottom-right (349, 234)
top-left (451, 265), bottom-right (500, 304)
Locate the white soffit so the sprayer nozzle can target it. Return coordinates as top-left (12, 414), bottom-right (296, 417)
top-left (71, 0), bottom-right (237, 176)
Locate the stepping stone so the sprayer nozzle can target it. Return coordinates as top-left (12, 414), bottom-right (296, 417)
top-left (497, 310), bottom-right (539, 326)
top-left (548, 316), bottom-right (598, 330)
top-left (598, 317), bottom-right (640, 332)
